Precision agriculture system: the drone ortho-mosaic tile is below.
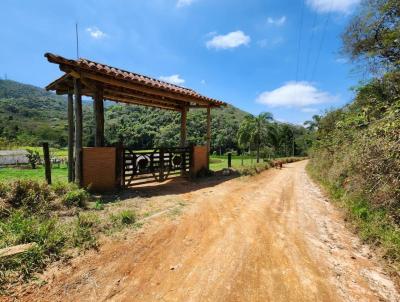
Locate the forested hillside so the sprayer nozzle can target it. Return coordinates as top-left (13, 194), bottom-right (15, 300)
top-left (0, 80), bottom-right (68, 146)
top-left (0, 79), bottom-right (311, 156)
top-left (308, 0), bottom-right (400, 267)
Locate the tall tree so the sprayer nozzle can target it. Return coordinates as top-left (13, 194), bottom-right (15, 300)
top-left (237, 112), bottom-right (274, 163)
top-left (342, 0), bottom-right (400, 73)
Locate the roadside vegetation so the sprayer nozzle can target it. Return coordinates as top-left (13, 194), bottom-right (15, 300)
top-left (0, 180), bottom-right (142, 293)
top-left (308, 0), bottom-right (400, 273)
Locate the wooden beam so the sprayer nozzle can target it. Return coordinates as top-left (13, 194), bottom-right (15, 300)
top-left (180, 107), bottom-right (188, 147)
top-left (206, 107), bottom-right (211, 169)
top-left (60, 66), bottom-right (211, 106)
top-left (103, 93), bottom-right (181, 111)
top-left (93, 86), bottom-right (105, 147)
top-left (67, 93), bottom-right (74, 182)
top-left (74, 78), bottom-right (83, 186)
top-left (103, 87), bottom-right (184, 108)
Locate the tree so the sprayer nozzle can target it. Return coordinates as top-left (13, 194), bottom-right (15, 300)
top-left (342, 0), bottom-right (400, 74)
top-left (25, 149), bottom-right (40, 169)
top-left (237, 112), bottom-right (274, 163)
top-left (303, 115), bottom-right (321, 131)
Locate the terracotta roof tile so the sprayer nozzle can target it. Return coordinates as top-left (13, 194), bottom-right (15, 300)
top-left (44, 53), bottom-right (226, 107)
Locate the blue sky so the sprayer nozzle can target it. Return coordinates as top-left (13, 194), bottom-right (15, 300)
top-left (0, 0), bottom-right (363, 124)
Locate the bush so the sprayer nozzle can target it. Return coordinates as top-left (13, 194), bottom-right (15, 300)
top-left (0, 211), bottom-right (66, 288)
top-left (111, 210), bottom-right (137, 226)
top-left (1, 180), bottom-right (54, 217)
top-left (51, 181), bottom-right (78, 196)
top-left (62, 188), bottom-right (89, 208)
top-left (72, 213), bottom-right (99, 249)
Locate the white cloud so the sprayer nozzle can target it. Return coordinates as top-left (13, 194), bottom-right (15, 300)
top-left (159, 74), bottom-right (185, 85)
top-left (206, 31), bottom-right (250, 50)
top-left (267, 16), bottom-right (286, 26)
top-left (86, 27), bottom-right (107, 39)
top-left (301, 107), bottom-right (319, 113)
top-left (256, 81), bottom-right (337, 108)
top-left (306, 0), bottom-right (360, 14)
top-left (177, 0), bottom-right (196, 8)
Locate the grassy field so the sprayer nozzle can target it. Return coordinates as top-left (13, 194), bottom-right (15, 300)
top-left (0, 165), bottom-right (68, 183)
top-left (209, 155), bottom-right (266, 171)
top-left (0, 155), bottom-right (289, 183)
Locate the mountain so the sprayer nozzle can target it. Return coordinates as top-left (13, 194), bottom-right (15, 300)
top-left (0, 79), bottom-right (250, 151)
top-left (0, 80), bottom-right (68, 146)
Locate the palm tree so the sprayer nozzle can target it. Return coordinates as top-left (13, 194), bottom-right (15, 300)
top-left (237, 112), bottom-right (274, 163)
top-left (237, 115), bottom-right (254, 165)
top-left (304, 115), bottom-right (321, 131)
top-left (253, 112), bottom-right (274, 162)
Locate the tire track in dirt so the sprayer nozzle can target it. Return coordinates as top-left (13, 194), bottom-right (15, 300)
top-left (14, 161), bottom-right (399, 302)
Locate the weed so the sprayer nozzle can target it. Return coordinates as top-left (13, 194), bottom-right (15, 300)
top-left (94, 200), bottom-right (104, 210)
top-left (72, 212), bottom-right (99, 249)
top-left (111, 210), bottom-right (137, 226)
top-left (62, 188), bottom-right (89, 208)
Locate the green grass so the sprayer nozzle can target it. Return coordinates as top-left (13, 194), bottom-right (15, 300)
top-left (0, 165), bottom-right (68, 183)
top-left (209, 155), bottom-right (267, 171)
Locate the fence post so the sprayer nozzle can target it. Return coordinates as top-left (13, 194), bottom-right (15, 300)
top-left (228, 152), bottom-right (232, 168)
top-left (159, 148), bottom-right (165, 181)
top-left (115, 141), bottom-right (124, 189)
top-left (42, 142), bottom-right (51, 185)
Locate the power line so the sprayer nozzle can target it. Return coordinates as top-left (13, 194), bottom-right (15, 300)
top-left (295, 0), bottom-right (305, 84)
top-left (310, 1), bottom-right (333, 82)
top-left (304, 11), bottom-right (318, 81)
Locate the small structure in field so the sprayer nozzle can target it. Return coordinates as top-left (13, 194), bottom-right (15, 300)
top-left (0, 150), bottom-right (29, 166)
top-left (44, 53), bottom-right (226, 191)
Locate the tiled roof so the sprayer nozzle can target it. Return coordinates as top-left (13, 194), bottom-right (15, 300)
top-left (44, 53), bottom-right (226, 107)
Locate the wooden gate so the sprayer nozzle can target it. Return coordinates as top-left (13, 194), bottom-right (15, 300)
top-left (122, 147), bottom-right (191, 187)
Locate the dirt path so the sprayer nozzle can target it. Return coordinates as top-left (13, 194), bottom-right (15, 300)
top-left (17, 161), bottom-right (399, 301)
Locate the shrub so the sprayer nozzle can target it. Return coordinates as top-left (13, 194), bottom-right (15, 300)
top-left (51, 181), bottom-right (78, 196)
top-left (0, 211), bottom-right (66, 288)
top-left (62, 188), bottom-right (89, 208)
top-left (72, 213), bottom-right (99, 249)
top-left (25, 149), bottom-right (41, 169)
top-left (2, 180), bottom-right (53, 216)
top-left (111, 210), bottom-right (137, 226)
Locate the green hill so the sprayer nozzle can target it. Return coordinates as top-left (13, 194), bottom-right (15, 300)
top-left (0, 79), bottom-right (250, 151)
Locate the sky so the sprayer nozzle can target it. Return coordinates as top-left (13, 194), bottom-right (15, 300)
top-left (0, 0), bottom-right (364, 124)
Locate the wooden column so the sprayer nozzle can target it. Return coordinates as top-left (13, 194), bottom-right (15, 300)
top-left (206, 107), bottom-right (211, 169)
top-left (67, 93), bottom-right (74, 182)
top-left (180, 107), bottom-right (188, 147)
top-left (93, 86), bottom-right (105, 147)
top-left (74, 78), bottom-right (83, 186)
top-left (43, 142), bottom-right (52, 185)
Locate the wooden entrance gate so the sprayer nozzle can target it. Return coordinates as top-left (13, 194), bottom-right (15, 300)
top-left (122, 147), bottom-right (191, 187)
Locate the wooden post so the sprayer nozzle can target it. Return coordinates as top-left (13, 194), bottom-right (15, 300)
top-left (180, 107), bottom-right (187, 147)
top-left (206, 107), bottom-right (211, 169)
top-left (42, 142), bottom-right (51, 185)
top-left (67, 93), bottom-right (74, 182)
top-left (94, 86), bottom-right (105, 147)
top-left (228, 152), bottom-right (232, 168)
top-left (74, 78), bottom-right (83, 186)
top-left (115, 140), bottom-right (124, 189)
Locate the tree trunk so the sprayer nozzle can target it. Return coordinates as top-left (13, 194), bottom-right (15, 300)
top-left (256, 141), bottom-right (260, 163)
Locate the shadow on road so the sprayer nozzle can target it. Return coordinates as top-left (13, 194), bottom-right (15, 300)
top-left (101, 174), bottom-right (239, 203)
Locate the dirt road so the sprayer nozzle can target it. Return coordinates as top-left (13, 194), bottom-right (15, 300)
top-left (19, 161), bottom-right (399, 301)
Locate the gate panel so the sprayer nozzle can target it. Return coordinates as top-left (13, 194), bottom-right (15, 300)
top-left (123, 147), bottom-right (191, 187)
